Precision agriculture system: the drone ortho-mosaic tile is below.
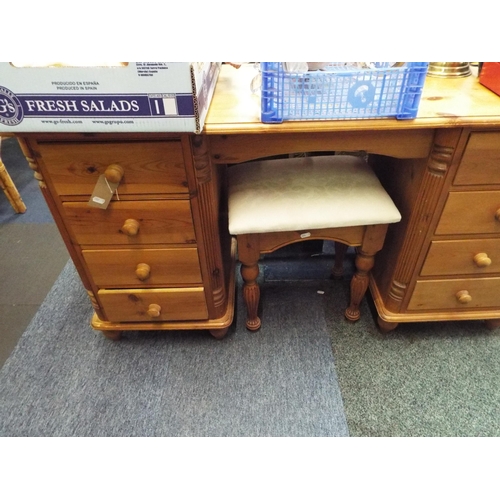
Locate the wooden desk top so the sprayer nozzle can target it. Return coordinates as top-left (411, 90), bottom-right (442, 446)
top-left (204, 64), bottom-right (500, 134)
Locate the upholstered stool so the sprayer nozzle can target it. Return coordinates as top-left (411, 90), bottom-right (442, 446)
top-left (228, 155), bottom-right (401, 331)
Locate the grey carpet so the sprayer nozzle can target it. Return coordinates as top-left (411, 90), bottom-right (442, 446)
top-left (326, 289), bottom-right (500, 437)
top-left (0, 261), bottom-right (349, 437)
top-left (266, 245), bottom-right (500, 437)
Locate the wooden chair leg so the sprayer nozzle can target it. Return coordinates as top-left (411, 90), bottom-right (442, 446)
top-left (240, 260), bottom-right (261, 331)
top-left (332, 241), bottom-right (348, 279)
top-left (237, 234), bottom-right (262, 331)
top-left (345, 249), bottom-right (376, 322)
top-left (0, 158), bottom-right (27, 214)
top-left (345, 224), bottom-right (388, 321)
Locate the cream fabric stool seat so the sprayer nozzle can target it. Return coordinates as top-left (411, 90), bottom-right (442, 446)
top-left (228, 155), bottom-right (401, 331)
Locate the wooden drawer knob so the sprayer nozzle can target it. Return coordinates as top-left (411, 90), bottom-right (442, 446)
top-left (147, 303), bottom-right (161, 318)
top-left (495, 208), bottom-right (500, 223)
top-left (135, 263), bottom-right (151, 281)
top-left (121, 219), bottom-right (140, 236)
top-left (104, 163), bottom-right (124, 184)
top-left (473, 252), bottom-right (492, 268)
top-left (456, 290), bottom-right (472, 304)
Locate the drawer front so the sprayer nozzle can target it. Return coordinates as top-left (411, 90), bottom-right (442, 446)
top-left (435, 191), bottom-right (500, 235)
top-left (37, 141), bottom-right (189, 196)
top-left (62, 200), bottom-right (195, 245)
top-left (408, 277), bottom-right (500, 311)
top-left (83, 248), bottom-right (202, 287)
top-left (98, 287), bottom-right (208, 322)
top-left (421, 239), bottom-right (500, 276)
top-left (454, 132), bottom-right (500, 186)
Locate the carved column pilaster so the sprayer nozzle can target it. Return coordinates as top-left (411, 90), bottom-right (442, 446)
top-left (190, 135), bottom-right (227, 317)
top-left (386, 134), bottom-right (456, 312)
top-left (191, 134), bottom-right (213, 184)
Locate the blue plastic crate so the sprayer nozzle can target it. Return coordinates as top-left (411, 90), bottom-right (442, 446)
top-left (261, 62), bottom-right (429, 123)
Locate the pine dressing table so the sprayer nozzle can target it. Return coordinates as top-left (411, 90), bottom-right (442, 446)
top-left (15, 64), bottom-right (500, 338)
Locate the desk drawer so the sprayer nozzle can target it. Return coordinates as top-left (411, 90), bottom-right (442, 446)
top-left (435, 191), bottom-right (500, 235)
top-left (454, 132), bottom-right (500, 186)
top-left (408, 277), bottom-right (500, 310)
top-left (83, 248), bottom-right (202, 287)
top-left (421, 239), bottom-right (500, 276)
top-left (37, 141), bottom-right (189, 196)
top-left (98, 287), bottom-right (208, 322)
top-left (62, 200), bottom-right (195, 245)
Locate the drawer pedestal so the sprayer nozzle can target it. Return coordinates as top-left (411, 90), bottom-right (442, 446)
top-left (19, 135), bottom-right (235, 340)
top-left (371, 129), bottom-right (500, 332)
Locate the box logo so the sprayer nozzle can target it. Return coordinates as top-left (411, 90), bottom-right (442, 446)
top-left (348, 82), bottom-right (376, 108)
top-left (0, 86), bottom-right (24, 126)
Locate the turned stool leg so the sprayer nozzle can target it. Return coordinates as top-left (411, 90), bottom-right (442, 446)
top-left (345, 249), bottom-right (376, 322)
top-left (237, 234), bottom-right (262, 331)
top-left (332, 241), bottom-right (349, 279)
top-left (240, 260), bottom-right (261, 331)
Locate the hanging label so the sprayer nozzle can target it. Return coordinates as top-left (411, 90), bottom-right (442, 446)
top-left (88, 174), bottom-right (119, 209)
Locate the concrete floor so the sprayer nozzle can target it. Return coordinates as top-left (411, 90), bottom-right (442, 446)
top-left (0, 223), bottom-right (68, 367)
top-left (0, 138), bottom-right (69, 367)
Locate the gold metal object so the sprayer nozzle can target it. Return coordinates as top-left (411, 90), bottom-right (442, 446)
top-left (427, 62), bottom-right (471, 78)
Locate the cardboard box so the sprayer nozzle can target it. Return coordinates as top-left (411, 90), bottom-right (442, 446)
top-left (0, 62), bottom-right (220, 133)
